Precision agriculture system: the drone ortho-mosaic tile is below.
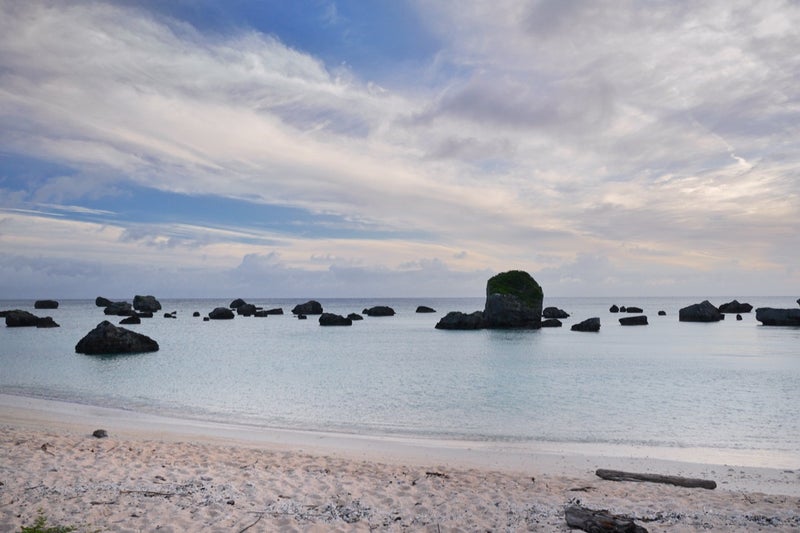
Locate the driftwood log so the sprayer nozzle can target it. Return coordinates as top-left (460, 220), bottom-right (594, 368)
top-left (564, 504), bottom-right (648, 532)
top-left (596, 469), bottom-right (716, 489)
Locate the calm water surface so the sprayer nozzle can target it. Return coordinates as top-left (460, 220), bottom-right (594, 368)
top-left (2, 296), bottom-right (799, 461)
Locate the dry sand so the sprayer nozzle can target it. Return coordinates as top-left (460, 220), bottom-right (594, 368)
top-left (1, 394), bottom-right (798, 532)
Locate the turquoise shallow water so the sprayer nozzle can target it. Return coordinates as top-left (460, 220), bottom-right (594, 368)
top-left (1, 296), bottom-right (799, 459)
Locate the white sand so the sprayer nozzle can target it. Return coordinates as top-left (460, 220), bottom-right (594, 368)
top-left (1, 394), bottom-right (798, 532)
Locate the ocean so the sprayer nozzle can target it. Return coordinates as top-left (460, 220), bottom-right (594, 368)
top-left (2, 296), bottom-right (799, 466)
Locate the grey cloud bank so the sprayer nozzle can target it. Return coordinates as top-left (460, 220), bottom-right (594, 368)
top-left (0, 0), bottom-right (798, 298)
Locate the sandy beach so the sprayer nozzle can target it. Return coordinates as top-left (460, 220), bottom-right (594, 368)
top-left (1, 394), bottom-right (798, 532)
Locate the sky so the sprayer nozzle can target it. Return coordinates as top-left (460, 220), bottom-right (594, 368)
top-left (1, 0), bottom-right (798, 299)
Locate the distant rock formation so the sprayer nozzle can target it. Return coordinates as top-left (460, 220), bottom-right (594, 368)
top-left (4, 310), bottom-right (39, 327)
top-left (609, 305), bottom-right (620, 313)
top-left (208, 307), bottom-right (235, 320)
top-left (435, 311), bottom-right (485, 330)
top-left (319, 313), bottom-right (352, 326)
top-left (229, 298), bottom-right (247, 309)
top-left (292, 300), bottom-right (323, 315)
top-left (237, 303), bottom-right (257, 316)
top-left (718, 300), bottom-right (753, 314)
top-left (416, 306), bottom-right (436, 313)
top-left (542, 306), bottom-right (569, 319)
top-left (75, 321), bottom-right (159, 354)
top-left (679, 301), bottom-right (722, 322)
top-left (755, 307), bottom-right (800, 326)
top-left (34, 300), bottom-right (59, 309)
top-left (103, 301), bottom-right (135, 317)
top-left (625, 306), bottom-right (643, 313)
top-left (571, 317), bottom-right (601, 332)
top-left (95, 296), bottom-right (113, 307)
top-left (363, 306), bottom-right (395, 317)
top-left (120, 316), bottom-right (141, 325)
top-left (619, 315), bottom-right (648, 326)
top-left (347, 313), bottom-right (364, 321)
top-left (193, 311), bottom-right (201, 317)
top-left (133, 295), bottom-right (162, 313)
top-left (541, 318), bottom-right (562, 327)
top-left (658, 310), bottom-right (667, 316)
top-left (484, 270), bottom-right (543, 329)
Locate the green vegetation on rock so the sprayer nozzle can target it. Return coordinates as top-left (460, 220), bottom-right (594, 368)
top-left (20, 511), bottom-right (76, 533)
top-left (485, 270), bottom-right (543, 306)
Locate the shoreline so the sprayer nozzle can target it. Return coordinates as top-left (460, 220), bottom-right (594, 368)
top-left (2, 394), bottom-right (799, 531)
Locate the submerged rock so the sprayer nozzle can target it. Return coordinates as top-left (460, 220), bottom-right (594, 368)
top-left (658, 310), bottom-right (667, 316)
top-left (755, 307), bottom-right (800, 326)
top-left (679, 300), bottom-right (722, 322)
top-left (540, 318), bottom-right (562, 327)
top-left (571, 317), bottom-right (601, 332)
top-left (35, 316), bottom-right (60, 328)
top-left (319, 313), bottom-right (352, 326)
top-left (34, 299), bottom-right (59, 309)
top-left (363, 306), bottom-right (395, 317)
top-left (435, 311), bottom-right (485, 330)
top-left (292, 300), bottom-right (323, 315)
top-left (120, 316), bottom-right (141, 325)
top-left (347, 313), bottom-right (364, 321)
top-left (619, 315), bottom-right (648, 326)
top-left (625, 306), bottom-right (644, 313)
top-left (542, 306), bottom-right (569, 319)
top-left (484, 270), bottom-right (543, 329)
top-left (416, 306), bottom-right (436, 313)
top-left (75, 320), bottom-right (159, 355)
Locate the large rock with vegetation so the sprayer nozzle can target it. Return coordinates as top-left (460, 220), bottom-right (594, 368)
top-left (133, 295), bottom-right (162, 313)
top-left (75, 321), bottom-right (159, 354)
top-left (679, 300), bottom-right (722, 322)
top-left (483, 270), bottom-right (543, 329)
top-left (755, 308), bottom-right (800, 326)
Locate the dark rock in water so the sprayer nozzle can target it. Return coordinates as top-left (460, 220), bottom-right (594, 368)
top-left (264, 308), bottom-right (284, 315)
top-left (203, 316), bottom-right (210, 322)
top-left (120, 316), bottom-right (141, 325)
top-left (347, 313), bottom-right (364, 321)
top-left (679, 300), bottom-right (722, 322)
top-left (36, 316), bottom-right (60, 328)
top-left (319, 313), bottom-right (352, 326)
top-left (755, 307), bottom-right (800, 326)
top-left (95, 296), bottom-right (113, 307)
top-left (229, 298), bottom-right (247, 309)
top-left (34, 299), bottom-right (59, 309)
top-left (253, 310), bottom-right (270, 317)
top-left (658, 310), bottom-right (667, 316)
top-left (193, 311), bottom-right (201, 317)
top-left (5, 310), bottom-right (40, 327)
top-left (541, 318), bottom-right (562, 327)
top-left (542, 306), bottom-right (569, 319)
top-left (237, 303), bottom-right (257, 316)
top-left (75, 320), bottom-right (159, 354)
top-left (571, 317), bottom-right (601, 332)
top-left (736, 314), bottom-right (743, 321)
top-left (435, 311), bottom-right (485, 330)
top-left (297, 314), bottom-right (307, 320)
top-left (625, 306), bottom-right (643, 313)
top-left (104, 301), bottom-right (134, 316)
top-left (364, 306), bottom-right (395, 317)
top-left (484, 270), bottom-right (543, 329)
top-left (619, 315), bottom-right (648, 326)
top-left (208, 307), bottom-right (235, 320)
top-left (609, 304), bottom-right (620, 313)
top-left (416, 306), bottom-right (436, 313)
top-left (619, 306), bottom-right (627, 312)
top-left (92, 429), bottom-right (108, 438)
top-left (163, 312), bottom-right (177, 319)
top-left (718, 300), bottom-right (753, 314)
top-left (137, 311), bottom-right (153, 318)
top-left (292, 300), bottom-right (323, 315)
top-left (133, 295), bottom-right (161, 313)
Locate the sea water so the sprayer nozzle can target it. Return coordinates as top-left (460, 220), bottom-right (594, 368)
top-left (1, 296), bottom-right (799, 463)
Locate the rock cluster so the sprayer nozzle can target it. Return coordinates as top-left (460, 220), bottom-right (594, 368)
top-left (3, 310), bottom-right (60, 328)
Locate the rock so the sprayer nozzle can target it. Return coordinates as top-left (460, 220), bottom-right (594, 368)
top-left (609, 304), bottom-right (619, 313)
top-left (104, 301), bottom-right (134, 316)
top-left (416, 306), bottom-right (436, 313)
top-left (36, 316), bottom-right (60, 328)
top-left (718, 300), bottom-right (753, 313)
top-left (120, 316), bottom-right (141, 325)
top-left (253, 310), bottom-right (270, 317)
top-left (364, 306), bottom-right (395, 317)
top-left (5, 310), bottom-right (40, 327)
top-left (619, 306), bottom-right (627, 312)
top-left (736, 314), bottom-right (742, 321)
top-left (483, 270), bottom-right (543, 329)
top-left (92, 429), bottom-right (108, 438)
top-left (542, 306), bottom-right (569, 319)
top-left (208, 307), bottom-right (235, 320)
top-left (435, 311), bottom-right (485, 330)
top-left (319, 313), bottom-right (352, 326)
top-left (755, 307), bottom-right (800, 326)
top-left (133, 295), bottom-right (162, 313)
top-left (237, 303), bottom-right (257, 316)
top-left (203, 317), bottom-right (210, 322)
top-left (347, 313), bottom-right (364, 321)
top-left (229, 298), bottom-right (247, 309)
top-left (193, 311), bottom-right (201, 317)
top-left (75, 320), bottom-right (159, 355)
top-left (571, 317), bottom-right (601, 332)
top-left (137, 311), bottom-right (153, 318)
top-left (658, 310), bottom-right (666, 316)
top-left (619, 315), bottom-right (648, 326)
top-left (264, 308), bottom-right (284, 315)
top-left (625, 306), bottom-right (643, 313)
top-left (292, 300), bottom-right (323, 315)
top-left (163, 312), bottom-right (176, 319)
top-left (34, 299), bottom-right (59, 309)
top-left (679, 300), bottom-right (722, 322)
top-left (541, 318), bottom-right (562, 327)
top-left (297, 314), bottom-right (307, 320)
top-left (95, 296), bottom-right (113, 307)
